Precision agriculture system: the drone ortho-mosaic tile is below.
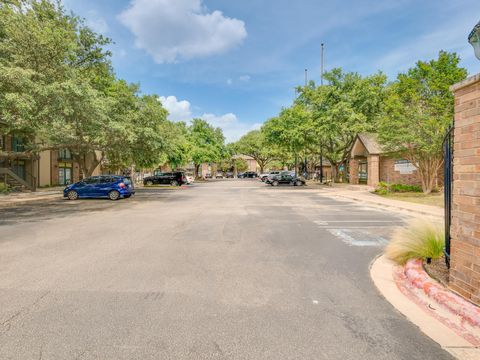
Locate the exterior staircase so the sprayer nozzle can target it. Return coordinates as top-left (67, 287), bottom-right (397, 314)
top-left (0, 168), bottom-right (35, 191)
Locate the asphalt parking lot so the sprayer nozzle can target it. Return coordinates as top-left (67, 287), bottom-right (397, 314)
top-left (0, 180), bottom-right (452, 359)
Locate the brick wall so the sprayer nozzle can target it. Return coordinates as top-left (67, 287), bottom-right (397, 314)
top-left (379, 157), bottom-right (420, 185)
top-left (349, 158), bottom-right (359, 184)
top-left (450, 73), bottom-right (480, 305)
top-left (367, 155), bottom-right (380, 187)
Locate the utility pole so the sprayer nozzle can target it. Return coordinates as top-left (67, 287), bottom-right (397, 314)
top-left (304, 69), bottom-right (308, 178)
top-left (321, 43), bottom-right (324, 86)
top-left (319, 43), bottom-right (324, 183)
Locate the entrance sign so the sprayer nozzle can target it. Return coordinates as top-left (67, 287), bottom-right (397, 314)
top-left (394, 160), bottom-right (416, 174)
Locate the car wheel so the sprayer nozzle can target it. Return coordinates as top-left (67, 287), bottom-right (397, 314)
top-left (295, 180), bottom-right (303, 186)
top-left (109, 190), bottom-right (120, 201)
top-left (272, 180), bottom-right (279, 187)
top-left (145, 180), bottom-right (153, 186)
top-left (67, 190), bottom-right (78, 200)
top-left (170, 180), bottom-right (179, 186)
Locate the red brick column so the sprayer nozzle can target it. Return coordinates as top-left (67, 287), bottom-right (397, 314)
top-left (450, 74), bottom-right (480, 305)
top-left (367, 155), bottom-right (380, 187)
top-left (349, 158), bottom-right (359, 184)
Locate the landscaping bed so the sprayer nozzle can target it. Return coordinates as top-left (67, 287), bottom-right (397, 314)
top-left (424, 254), bottom-right (449, 287)
top-left (377, 192), bottom-right (444, 207)
top-left (374, 181), bottom-right (444, 207)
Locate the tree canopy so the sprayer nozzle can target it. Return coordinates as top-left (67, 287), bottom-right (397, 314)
top-left (377, 51), bottom-right (467, 193)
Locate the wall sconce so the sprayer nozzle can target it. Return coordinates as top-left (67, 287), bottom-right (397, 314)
top-left (469, 21), bottom-right (480, 60)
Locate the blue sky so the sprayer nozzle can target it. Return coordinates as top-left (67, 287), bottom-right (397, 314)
top-left (63, 0), bottom-right (480, 142)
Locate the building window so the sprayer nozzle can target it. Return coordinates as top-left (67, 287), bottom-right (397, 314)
top-left (12, 160), bottom-right (26, 180)
top-left (359, 161), bottom-right (368, 183)
top-left (58, 149), bottom-right (72, 160)
top-left (58, 162), bottom-right (73, 185)
top-left (12, 136), bottom-right (25, 152)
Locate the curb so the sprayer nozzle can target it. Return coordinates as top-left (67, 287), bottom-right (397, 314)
top-left (0, 194), bottom-right (61, 207)
top-left (404, 259), bottom-right (480, 328)
top-left (332, 193), bottom-right (443, 218)
top-left (371, 255), bottom-right (480, 359)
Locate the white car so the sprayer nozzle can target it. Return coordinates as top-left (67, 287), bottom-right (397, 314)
top-left (186, 175), bottom-right (194, 184)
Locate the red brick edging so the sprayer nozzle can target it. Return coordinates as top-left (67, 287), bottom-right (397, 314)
top-left (405, 259), bottom-right (480, 328)
top-left (394, 259), bottom-right (480, 346)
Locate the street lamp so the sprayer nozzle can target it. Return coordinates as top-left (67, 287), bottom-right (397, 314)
top-left (469, 20), bottom-right (480, 60)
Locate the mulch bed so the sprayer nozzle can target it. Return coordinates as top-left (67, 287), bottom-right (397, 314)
top-left (424, 254), bottom-right (449, 287)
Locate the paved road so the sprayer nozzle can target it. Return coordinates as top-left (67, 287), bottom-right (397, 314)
top-left (0, 181), bottom-right (452, 359)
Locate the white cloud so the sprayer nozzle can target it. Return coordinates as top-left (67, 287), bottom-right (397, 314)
top-left (159, 95), bottom-right (257, 142)
top-left (119, 0), bottom-right (247, 63)
top-left (86, 11), bottom-right (109, 34)
top-left (200, 113), bottom-right (258, 143)
top-left (239, 75), bottom-right (251, 82)
top-left (158, 96), bottom-right (192, 122)
top-left (227, 78), bottom-right (233, 85)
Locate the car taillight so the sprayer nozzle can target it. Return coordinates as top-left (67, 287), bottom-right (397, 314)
top-left (119, 182), bottom-right (126, 188)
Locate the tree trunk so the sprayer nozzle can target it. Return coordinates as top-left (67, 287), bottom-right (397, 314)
top-left (259, 162), bottom-right (265, 174)
top-left (130, 164), bottom-right (136, 183)
top-left (331, 164), bottom-right (338, 183)
top-left (194, 164), bottom-right (200, 179)
top-left (294, 153), bottom-right (299, 176)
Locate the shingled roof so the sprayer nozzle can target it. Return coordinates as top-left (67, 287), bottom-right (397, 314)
top-left (355, 133), bottom-right (384, 155)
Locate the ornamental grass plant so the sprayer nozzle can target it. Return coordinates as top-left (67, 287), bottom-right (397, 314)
top-left (385, 220), bottom-right (445, 265)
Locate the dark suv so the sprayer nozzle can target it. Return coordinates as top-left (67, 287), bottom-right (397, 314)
top-left (265, 171), bottom-right (306, 186)
top-left (239, 171), bottom-right (258, 179)
top-left (143, 172), bottom-right (187, 186)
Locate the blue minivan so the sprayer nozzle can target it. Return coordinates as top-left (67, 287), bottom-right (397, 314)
top-left (64, 175), bottom-right (135, 200)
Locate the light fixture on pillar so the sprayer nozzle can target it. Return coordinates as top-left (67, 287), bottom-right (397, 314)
top-left (469, 21), bottom-right (480, 60)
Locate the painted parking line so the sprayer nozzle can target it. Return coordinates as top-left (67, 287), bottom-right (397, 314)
top-left (314, 220), bottom-right (403, 228)
top-left (327, 228), bottom-right (389, 247)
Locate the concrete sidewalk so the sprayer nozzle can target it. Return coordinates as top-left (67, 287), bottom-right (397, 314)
top-left (0, 188), bottom-right (63, 207)
top-left (371, 255), bottom-right (480, 359)
top-left (316, 185), bottom-right (443, 218)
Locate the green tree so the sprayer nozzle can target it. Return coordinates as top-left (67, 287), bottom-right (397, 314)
top-left (262, 104), bottom-right (314, 175)
top-left (0, 0), bottom-right (173, 178)
top-left (234, 158), bottom-right (248, 174)
top-left (188, 119), bottom-right (225, 178)
top-left (378, 51), bottom-right (467, 193)
top-left (234, 130), bottom-right (278, 174)
top-left (298, 69), bottom-right (386, 181)
top-left (163, 121), bottom-right (191, 170)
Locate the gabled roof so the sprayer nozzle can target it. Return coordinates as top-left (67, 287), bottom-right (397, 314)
top-left (232, 154), bottom-right (255, 160)
top-left (356, 133), bottom-right (384, 155)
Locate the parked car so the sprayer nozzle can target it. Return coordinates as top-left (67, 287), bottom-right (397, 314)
top-left (186, 174), bottom-right (194, 184)
top-left (265, 171), bottom-right (306, 186)
top-left (64, 175), bottom-right (135, 200)
top-left (225, 172), bottom-right (234, 178)
top-left (216, 172), bottom-right (224, 179)
top-left (260, 171), bottom-right (281, 182)
top-left (143, 171), bottom-right (187, 186)
top-left (239, 171), bottom-right (258, 179)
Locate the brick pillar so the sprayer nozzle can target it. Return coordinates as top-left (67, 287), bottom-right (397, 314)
top-left (367, 155), bottom-right (380, 187)
top-left (450, 74), bottom-right (480, 305)
top-left (349, 158), bottom-right (359, 184)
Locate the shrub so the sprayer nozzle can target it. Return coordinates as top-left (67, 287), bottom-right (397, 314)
top-left (389, 183), bottom-right (422, 193)
top-left (375, 182), bottom-right (423, 194)
top-left (385, 220), bottom-right (445, 265)
top-left (375, 181), bottom-right (389, 195)
top-left (0, 182), bottom-right (10, 194)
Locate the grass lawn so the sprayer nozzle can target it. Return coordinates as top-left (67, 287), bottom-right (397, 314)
top-left (376, 192), bottom-right (444, 208)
